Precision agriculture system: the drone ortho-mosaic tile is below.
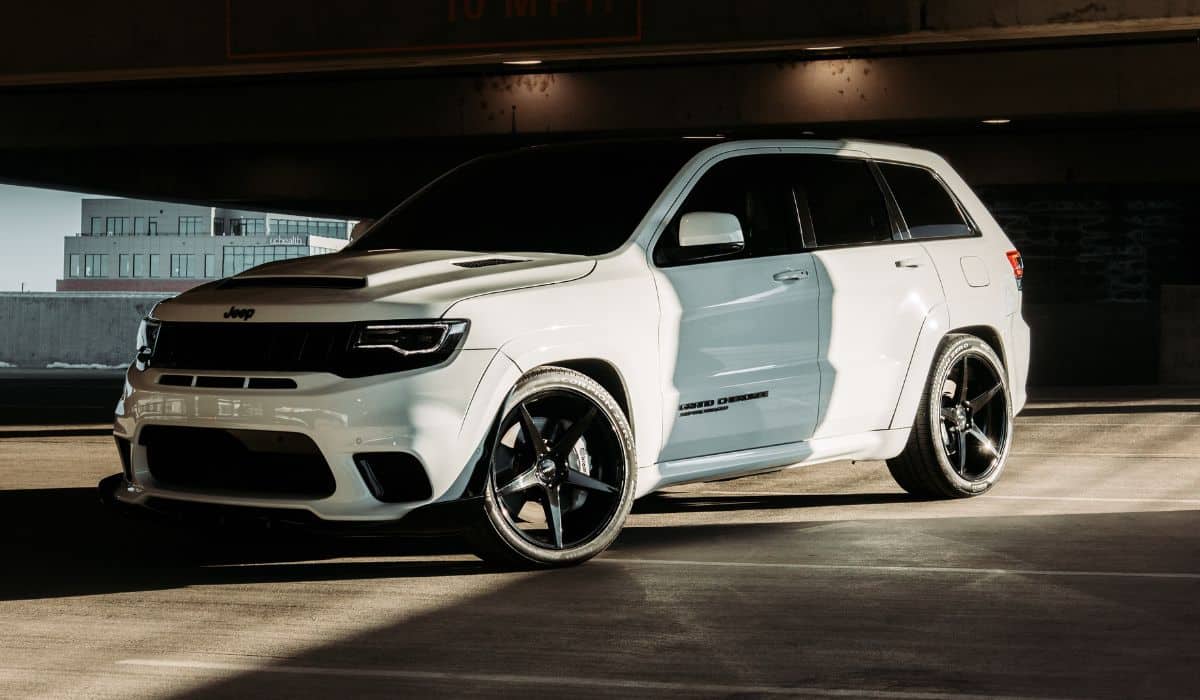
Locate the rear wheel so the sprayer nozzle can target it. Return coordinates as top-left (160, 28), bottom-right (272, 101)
top-left (887, 334), bottom-right (1013, 498)
top-left (467, 367), bottom-right (636, 568)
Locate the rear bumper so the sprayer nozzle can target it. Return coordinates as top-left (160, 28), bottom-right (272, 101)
top-left (1010, 311), bottom-right (1031, 414)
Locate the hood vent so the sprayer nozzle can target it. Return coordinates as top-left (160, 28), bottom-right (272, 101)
top-left (452, 258), bottom-right (527, 269)
top-left (219, 276), bottom-right (367, 290)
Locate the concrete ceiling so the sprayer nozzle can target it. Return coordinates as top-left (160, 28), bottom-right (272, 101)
top-left (3, 1), bottom-right (1200, 216)
top-left (5, 0), bottom-right (1200, 86)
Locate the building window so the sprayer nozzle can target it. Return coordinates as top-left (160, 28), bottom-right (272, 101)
top-left (222, 245), bottom-right (312, 276)
top-left (204, 253), bottom-right (217, 278)
top-left (270, 218), bottom-right (348, 238)
top-left (106, 217), bottom-right (131, 235)
top-left (148, 217), bottom-right (158, 235)
top-left (69, 254), bottom-right (82, 277)
top-left (134, 217), bottom-right (147, 235)
top-left (229, 218), bottom-right (266, 236)
top-left (84, 254), bottom-right (108, 277)
top-left (149, 254), bottom-right (162, 278)
top-left (213, 217), bottom-right (224, 235)
top-left (133, 254), bottom-right (147, 277)
top-left (170, 254), bottom-right (196, 278)
top-left (89, 217), bottom-right (103, 235)
top-left (119, 254), bottom-right (132, 278)
top-left (178, 216), bottom-right (204, 235)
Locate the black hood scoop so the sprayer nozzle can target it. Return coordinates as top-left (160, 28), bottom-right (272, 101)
top-left (452, 258), bottom-right (528, 269)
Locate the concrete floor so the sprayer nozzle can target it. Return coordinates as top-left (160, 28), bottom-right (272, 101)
top-left (1, 392), bottom-right (1198, 699)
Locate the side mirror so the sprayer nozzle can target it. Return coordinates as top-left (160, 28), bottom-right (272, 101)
top-left (678, 212), bottom-right (745, 249)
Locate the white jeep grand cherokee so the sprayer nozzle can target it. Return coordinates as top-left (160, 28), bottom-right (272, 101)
top-left (104, 139), bottom-right (1030, 567)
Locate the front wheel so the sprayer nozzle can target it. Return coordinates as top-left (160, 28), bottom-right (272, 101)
top-left (887, 334), bottom-right (1013, 499)
top-left (467, 367), bottom-right (637, 568)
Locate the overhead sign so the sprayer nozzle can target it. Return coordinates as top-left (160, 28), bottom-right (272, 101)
top-left (226, 0), bottom-right (643, 60)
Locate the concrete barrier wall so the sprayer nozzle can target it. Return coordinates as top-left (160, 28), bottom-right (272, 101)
top-left (1160, 286), bottom-right (1200, 384)
top-left (0, 292), bottom-right (172, 368)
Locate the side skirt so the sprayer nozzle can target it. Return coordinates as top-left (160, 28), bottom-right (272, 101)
top-left (635, 428), bottom-right (911, 497)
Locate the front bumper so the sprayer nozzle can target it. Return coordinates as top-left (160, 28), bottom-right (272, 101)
top-left (111, 349), bottom-right (520, 523)
top-left (99, 473), bottom-right (484, 535)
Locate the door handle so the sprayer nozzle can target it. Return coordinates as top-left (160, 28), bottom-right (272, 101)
top-left (772, 269), bottom-right (809, 282)
top-left (894, 258), bottom-right (923, 268)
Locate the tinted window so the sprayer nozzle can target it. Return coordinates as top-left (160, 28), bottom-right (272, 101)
top-left (792, 157), bottom-right (893, 247)
top-left (354, 143), bottom-right (703, 256)
top-left (879, 162), bottom-right (972, 239)
top-left (655, 156), bottom-right (801, 266)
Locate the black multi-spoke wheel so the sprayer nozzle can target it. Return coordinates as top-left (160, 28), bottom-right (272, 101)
top-left (468, 367), bottom-right (636, 567)
top-left (887, 334), bottom-right (1013, 498)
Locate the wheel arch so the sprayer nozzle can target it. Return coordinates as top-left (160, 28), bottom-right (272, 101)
top-left (889, 314), bottom-right (1010, 432)
top-left (459, 356), bottom-right (638, 501)
top-left (952, 324), bottom-right (1007, 372)
top-left (498, 324), bottom-right (662, 471)
top-left (533, 358), bottom-right (634, 436)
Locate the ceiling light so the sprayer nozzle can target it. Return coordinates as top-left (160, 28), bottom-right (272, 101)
top-left (503, 60), bottom-right (543, 66)
top-left (981, 118), bottom-right (1012, 125)
top-left (804, 46), bottom-right (844, 51)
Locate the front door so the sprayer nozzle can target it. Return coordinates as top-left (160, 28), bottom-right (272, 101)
top-left (652, 154), bottom-right (822, 463)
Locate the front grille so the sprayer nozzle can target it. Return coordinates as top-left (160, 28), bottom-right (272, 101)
top-left (150, 322), bottom-right (356, 374)
top-left (140, 425), bottom-right (336, 498)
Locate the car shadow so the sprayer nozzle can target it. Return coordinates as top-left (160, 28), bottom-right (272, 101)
top-left (1019, 403), bottom-right (1200, 417)
top-left (0, 487), bottom-right (488, 601)
top-left (0, 485), bottom-right (922, 601)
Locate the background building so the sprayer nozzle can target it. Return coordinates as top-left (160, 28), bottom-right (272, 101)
top-left (58, 198), bottom-right (351, 292)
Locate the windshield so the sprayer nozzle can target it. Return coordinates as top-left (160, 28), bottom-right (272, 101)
top-left (351, 142), bottom-right (704, 256)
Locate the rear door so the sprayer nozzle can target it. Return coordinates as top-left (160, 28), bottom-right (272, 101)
top-left (653, 154), bottom-right (822, 463)
top-left (787, 155), bottom-right (945, 439)
top-left (876, 160), bottom-right (1007, 326)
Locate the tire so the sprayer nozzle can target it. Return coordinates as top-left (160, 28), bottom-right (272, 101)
top-left (467, 367), bottom-right (637, 568)
top-left (887, 333), bottom-right (1013, 499)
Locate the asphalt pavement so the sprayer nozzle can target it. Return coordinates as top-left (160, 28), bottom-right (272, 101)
top-left (0, 388), bottom-right (1197, 699)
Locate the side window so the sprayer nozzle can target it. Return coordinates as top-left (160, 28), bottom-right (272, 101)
top-left (655, 156), bottom-right (801, 266)
top-left (878, 162), bottom-right (972, 239)
top-left (792, 156), bottom-right (893, 248)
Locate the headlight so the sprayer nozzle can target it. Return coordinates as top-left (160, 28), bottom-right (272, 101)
top-left (343, 320), bottom-right (468, 375)
top-left (135, 317), bottom-right (160, 367)
top-left (354, 323), bottom-right (455, 355)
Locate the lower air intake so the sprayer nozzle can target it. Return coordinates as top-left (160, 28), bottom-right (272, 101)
top-left (141, 426), bottom-right (336, 498)
top-left (354, 453), bottom-right (433, 503)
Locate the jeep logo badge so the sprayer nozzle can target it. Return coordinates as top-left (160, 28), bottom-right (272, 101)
top-left (223, 306), bottom-right (256, 321)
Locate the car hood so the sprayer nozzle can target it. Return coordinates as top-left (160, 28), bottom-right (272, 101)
top-left (152, 249), bottom-right (596, 323)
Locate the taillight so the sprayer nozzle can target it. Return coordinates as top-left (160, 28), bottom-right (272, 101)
top-left (1006, 250), bottom-right (1024, 290)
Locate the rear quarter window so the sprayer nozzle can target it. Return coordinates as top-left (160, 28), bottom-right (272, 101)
top-left (878, 162), bottom-right (974, 239)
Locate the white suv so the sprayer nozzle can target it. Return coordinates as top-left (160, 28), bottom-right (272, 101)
top-left (104, 139), bottom-right (1030, 567)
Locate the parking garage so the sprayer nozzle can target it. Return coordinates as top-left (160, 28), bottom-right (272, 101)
top-left (1, 2), bottom-right (1199, 698)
